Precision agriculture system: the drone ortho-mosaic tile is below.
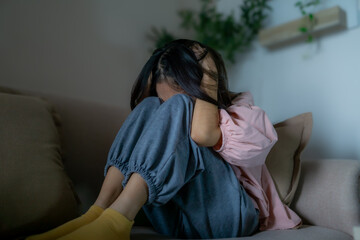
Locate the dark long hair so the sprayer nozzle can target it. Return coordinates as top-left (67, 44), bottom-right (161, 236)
top-left (130, 39), bottom-right (235, 110)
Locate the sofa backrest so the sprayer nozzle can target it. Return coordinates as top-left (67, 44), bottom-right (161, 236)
top-left (25, 90), bottom-right (131, 212)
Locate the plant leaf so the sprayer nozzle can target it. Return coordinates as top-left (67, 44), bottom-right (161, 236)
top-left (308, 13), bottom-right (314, 21)
top-left (307, 35), bottom-right (313, 42)
top-left (299, 27), bottom-right (308, 33)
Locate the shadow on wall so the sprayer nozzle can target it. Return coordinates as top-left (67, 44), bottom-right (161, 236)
top-left (0, 0), bottom-right (153, 106)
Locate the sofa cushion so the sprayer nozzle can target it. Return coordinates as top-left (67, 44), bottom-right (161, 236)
top-left (130, 225), bottom-right (352, 240)
top-left (0, 91), bottom-right (79, 239)
top-left (265, 112), bottom-right (313, 205)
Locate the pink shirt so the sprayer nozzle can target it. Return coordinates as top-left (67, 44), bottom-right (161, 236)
top-left (214, 92), bottom-right (302, 231)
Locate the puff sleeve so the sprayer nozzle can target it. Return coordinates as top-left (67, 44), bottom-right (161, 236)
top-left (214, 92), bottom-right (278, 168)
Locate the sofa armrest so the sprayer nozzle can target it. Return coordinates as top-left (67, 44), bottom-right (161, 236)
top-left (291, 159), bottom-right (360, 236)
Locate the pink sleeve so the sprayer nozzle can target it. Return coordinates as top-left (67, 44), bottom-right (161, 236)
top-left (214, 101), bottom-right (278, 168)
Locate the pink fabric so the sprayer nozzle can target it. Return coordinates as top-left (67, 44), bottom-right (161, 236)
top-left (214, 92), bottom-right (302, 231)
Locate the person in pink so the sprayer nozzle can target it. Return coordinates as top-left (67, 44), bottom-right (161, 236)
top-left (213, 91), bottom-right (302, 230)
top-left (26, 39), bottom-right (301, 240)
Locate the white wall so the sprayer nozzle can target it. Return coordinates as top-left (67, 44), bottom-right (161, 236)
top-left (218, 0), bottom-right (360, 160)
top-left (0, 0), bottom-right (199, 109)
top-left (1, 0), bottom-right (359, 162)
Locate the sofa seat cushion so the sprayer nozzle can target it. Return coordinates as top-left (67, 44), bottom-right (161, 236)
top-left (130, 225), bottom-right (352, 240)
top-left (244, 225), bottom-right (352, 240)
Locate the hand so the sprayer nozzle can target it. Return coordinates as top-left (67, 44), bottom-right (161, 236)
top-left (190, 43), bottom-right (207, 61)
top-left (193, 45), bottom-right (218, 100)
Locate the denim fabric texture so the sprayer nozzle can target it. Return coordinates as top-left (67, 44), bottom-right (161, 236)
top-left (104, 94), bottom-right (259, 239)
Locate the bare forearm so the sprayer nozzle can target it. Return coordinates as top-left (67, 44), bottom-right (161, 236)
top-left (191, 68), bottom-right (221, 147)
top-left (191, 98), bottom-right (221, 147)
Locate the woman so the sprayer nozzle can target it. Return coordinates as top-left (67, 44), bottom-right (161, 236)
top-left (27, 39), bottom-right (301, 240)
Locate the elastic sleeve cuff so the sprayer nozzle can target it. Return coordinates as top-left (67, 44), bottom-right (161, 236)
top-left (213, 124), bottom-right (226, 153)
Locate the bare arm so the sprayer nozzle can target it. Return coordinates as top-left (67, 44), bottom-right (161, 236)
top-left (190, 53), bottom-right (221, 147)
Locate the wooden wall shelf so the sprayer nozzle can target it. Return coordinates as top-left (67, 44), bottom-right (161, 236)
top-left (258, 6), bottom-right (347, 48)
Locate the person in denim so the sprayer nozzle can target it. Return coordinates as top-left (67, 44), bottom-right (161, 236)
top-left (105, 93), bottom-right (259, 238)
top-left (26, 39), bottom-right (259, 240)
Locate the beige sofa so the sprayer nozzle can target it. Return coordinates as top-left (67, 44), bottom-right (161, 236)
top-left (0, 88), bottom-right (359, 240)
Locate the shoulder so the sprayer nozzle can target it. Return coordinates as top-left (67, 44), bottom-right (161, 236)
top-left (215, 92), bottom-right (278, 167)
top-left (230, 91), bottom-right (255, 107)
top-left (219, 91), bottom-right (277, 144)
top-left (224, 92), bottom-right (266, 122)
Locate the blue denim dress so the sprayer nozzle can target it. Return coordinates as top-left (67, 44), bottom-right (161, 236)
top-left (104, 94), bottom-right (259, 239)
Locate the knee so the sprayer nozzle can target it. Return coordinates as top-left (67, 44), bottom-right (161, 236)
top-left (162, 94), bottom-right (193, 109)
top-left (140, 96), bottom-right (162, 106)
top-left (135, 96), bottom-right (162, 110)
top-left (127, 96), bottom-right (162, 123)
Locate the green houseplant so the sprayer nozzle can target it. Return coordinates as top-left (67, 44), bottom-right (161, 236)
top-left (147, 0), bottom-right (271, 63)
top-left (295, 0), bottom-right (321, 42)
